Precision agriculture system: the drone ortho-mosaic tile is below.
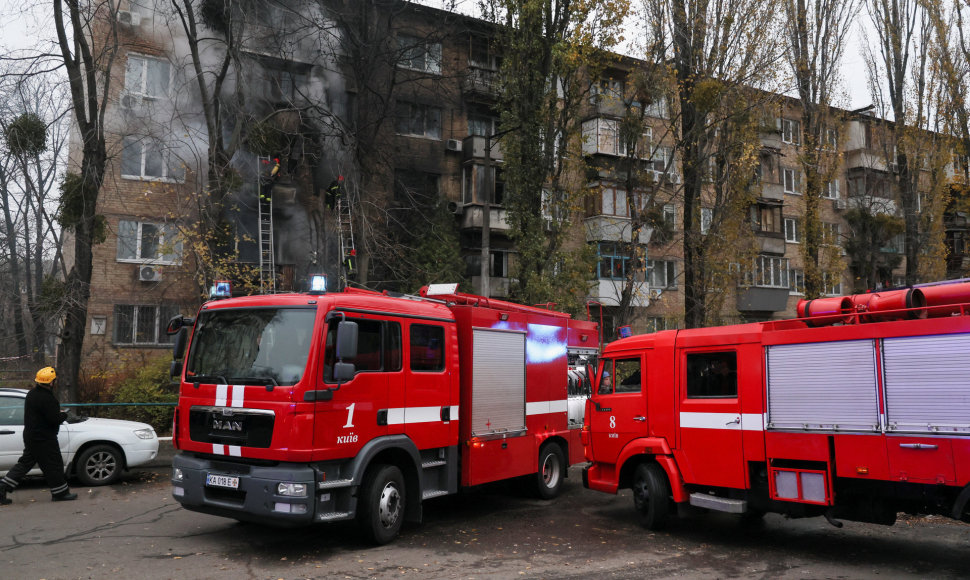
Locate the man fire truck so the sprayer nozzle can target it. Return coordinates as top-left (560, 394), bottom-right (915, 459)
top-left (583, 280), bottom-right (970, 531)
top-left (167, 278), bottom-right (598, 543)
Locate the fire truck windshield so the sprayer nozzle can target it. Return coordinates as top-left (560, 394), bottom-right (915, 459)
top-left (185, 307), bottom-right (316, 387)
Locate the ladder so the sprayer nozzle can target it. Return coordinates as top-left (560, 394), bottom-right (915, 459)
top-left (257, 156), bottom-right (276, 293)
top-left (336, 194), bottom-right (356, 280)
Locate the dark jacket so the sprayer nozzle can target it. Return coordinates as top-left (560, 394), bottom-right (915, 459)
top-left (23, 386), bottom-right (67, 441)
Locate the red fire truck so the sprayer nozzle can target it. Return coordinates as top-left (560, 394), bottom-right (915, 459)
top-left (583, 280), bottom-right (970, 530)
top-left (166, 280), bottom-right (598, 543)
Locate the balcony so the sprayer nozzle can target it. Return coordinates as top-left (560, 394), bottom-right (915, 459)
top-left (588, 279), bottom-right (651, 307)
top-left (458, 203), bottom-right (511, 232)
top-left (461, 67), bottom-right (500, 99)
top-left (462, 135), bottom-right (504, 161)
top-left (584, 215), bottom-right (654, 244)
top-left (844, 148), bottom-right (889, 172)
top-left (736, 287), bottom-right (790, 312)
top-left (468, 276), bottom-right (510, 297)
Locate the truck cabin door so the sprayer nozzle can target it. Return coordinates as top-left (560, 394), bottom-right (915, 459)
top-left (678, 350), bottom-right (746, 488)
top-left (588, 356), bottom-right (647, 466)
top-left (317, 316), bottom-right (400, 455)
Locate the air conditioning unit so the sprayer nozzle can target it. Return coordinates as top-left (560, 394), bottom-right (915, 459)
top-left (117, 10), bottom-right (141, 27)
top-left (119, 93), bottom-right (136, 109)
top-left (139, 265), bottom-right (162, 282)
top-left (446, 201), bottom-right (463, 215)
top-left (834, 198), bottom-right (847, 210)
top-left (446, 139), bottom-right (463, 152)
top-left (666, 172), bottom-right (681, 185)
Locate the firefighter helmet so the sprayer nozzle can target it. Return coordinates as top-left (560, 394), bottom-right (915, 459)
top-left (35, 366), bottom-right (56, 384)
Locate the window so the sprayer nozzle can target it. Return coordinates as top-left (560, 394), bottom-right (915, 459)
top-left (597, 242), bottom-right (631, 280)
top-left (582, 118), bottom-right (650, 158)
top-left (116, 220), bottom-right (182, 264)
top-left (0, 395), bottom-right (24, 426)
top-left (824, 179), bottom-right (840, 199)
top-left (468, 114), bottom-right (498, 137)
top-left (751, 203), bottom-right (782, 235)
top-left (121, 137), bottom-right (185, 182)
top-left (648, 259), bottom-right (676, 288)
top-left (823, 272), bottom-right (842, 296)
top-left (124, 55), bottom-right (170, 104)
top-left (784, 217), bottom-right (801, 243)
top-left (397, 34), bottom-right (441, 74)
top-left (700, 207), bottom-right (713, 235)
top-left (395, 102), bottom-right (442, 139)
top-left (662, 204), bottom-right (676, 230)
top-left (644, 97), bottom-right (668, 119)
top-left (394, 169), bottom-right (439, 203)
top-left (324, 318), bottom-right (402, 381)
top-left (113, 304), bottom-right (178, 345)
top-left (781, 118), bottom-right (801, 145)
top-left (469, 35), bottom-right (500, 70)
top-left (790, 268), bottom-right (805, 294)
top-left (263, 69), bottom-right (307, 104)
top-left (600, 185), bottom-right (629, 217)
top-left (597, 357), bottom-right (641, 395)
top-left (825, 128), bottom-right (838, 149)
top-left (749, 255), bottom-right (790, 288)
top-left (822, 222), bottom-right (841, 247)
top-left (542, 188), bottom-right (568, 223)
top-left (686, 352), bottom-right (737, 398)
top-left (783, 168), bottom-right (801, 194)
top-left (592, 77), bottom-right (624, 101)
top-left (410, 324), bottom-right (445, 372)
top-left (465, 251), bottom-right (508, 278)
top-left (646, 317), bottom-right (672, 332)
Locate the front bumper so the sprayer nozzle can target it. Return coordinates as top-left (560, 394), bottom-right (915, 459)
top-left (171, 453), bottom-right (318, 526)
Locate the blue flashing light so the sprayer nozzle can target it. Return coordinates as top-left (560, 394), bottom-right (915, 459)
top-left (210, 280), bottom-right (232, 299)
top-left (618, 325), bottom-right (633, 339)
top-left (309, 274), bottom-right (328, 295)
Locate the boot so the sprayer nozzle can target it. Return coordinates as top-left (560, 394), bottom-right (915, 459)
top-left (52, 491), bottom-right (78, 502)
top-left (0, 485), bottom-right (10, 505)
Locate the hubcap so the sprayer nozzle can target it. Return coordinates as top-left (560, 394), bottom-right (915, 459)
top-left (378, 482), bottom-right (401, 528)
top-left (633, 477), bottom-right (649, 511)
top-left (541, 453), bottom-right (561, 488)
top-left (86, 451), bottom-right (116, 482)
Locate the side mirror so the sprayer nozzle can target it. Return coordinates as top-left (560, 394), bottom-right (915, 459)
top-left (336, 320), bottom-right (358, 360)
top-left (170, 359), bottom-right (183, 380)
top-left (166, 315), bottom-right (195, 336)
top-left (334, 362), bottom-right (355, 382)
top-left (172, 327), bottom-right (189, 360)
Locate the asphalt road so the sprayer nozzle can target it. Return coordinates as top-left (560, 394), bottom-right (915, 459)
top-left (1, 443), bottom-right (969, 580)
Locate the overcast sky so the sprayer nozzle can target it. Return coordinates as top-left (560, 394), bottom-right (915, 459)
top-left (0, 0), bottom-right (872, 110)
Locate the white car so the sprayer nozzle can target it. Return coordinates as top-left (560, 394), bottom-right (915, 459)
top-left (0, 388), bottom-right (160, 486)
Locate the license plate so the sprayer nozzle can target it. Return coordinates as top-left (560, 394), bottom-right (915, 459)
top-left (206, 474), bottom-right (240, 489)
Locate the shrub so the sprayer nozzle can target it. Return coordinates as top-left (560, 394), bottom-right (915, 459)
top-left (109, 356), bottom-right (178, 433)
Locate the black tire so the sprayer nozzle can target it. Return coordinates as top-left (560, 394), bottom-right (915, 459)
top-left (534, 443), bottom-right (566, 499)
top-left (632, 462), bottom-right (671, 530)
top-left (358, 464), bottom-right (406, 545)
top-left (75, 444), bottom-right (123, 486)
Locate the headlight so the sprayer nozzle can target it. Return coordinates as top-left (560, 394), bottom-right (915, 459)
top-left (134, 428), bottom-right (156, 440)
top-left (277, 482), bottom-right (308, 497)
top-left (173, 467), bottom-right (183, 481)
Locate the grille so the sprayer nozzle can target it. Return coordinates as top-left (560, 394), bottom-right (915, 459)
top-left (189, 407), bottom-right (275, 448)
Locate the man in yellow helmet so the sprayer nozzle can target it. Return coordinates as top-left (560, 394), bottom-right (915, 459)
top-left (0, 367), bottom-right (77, 504)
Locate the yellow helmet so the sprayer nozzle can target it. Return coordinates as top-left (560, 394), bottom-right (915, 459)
top-left (35, 367), bottom-right (56, 384)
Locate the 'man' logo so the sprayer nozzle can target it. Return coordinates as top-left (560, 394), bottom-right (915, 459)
top-left (212, 419), bottom-right (243, 431)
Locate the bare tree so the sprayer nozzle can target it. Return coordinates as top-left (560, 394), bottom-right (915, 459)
top-left (642, 0), bottom-right (781, 327)
top-left (781, 0), bottom-right (858, 298)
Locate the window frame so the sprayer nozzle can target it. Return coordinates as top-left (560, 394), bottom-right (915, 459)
top-left (120, 136), bottom-right (185, 183)
top-left (113, 303), bottom-right (178, 346)
top-left (397, 34), bottom-right (442, 75)
top-left (124, 53), bottom-right (172, 103)
top-left (116, 219), bottom-right (182, 265)
top-left (784, 217), bottom-right (801, 243)
top-left (686, 351), bottom-right (738, 399)
top-left (394, 101), bottom-right (442, 140)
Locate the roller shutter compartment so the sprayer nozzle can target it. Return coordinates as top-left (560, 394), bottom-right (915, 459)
top-left (471, 328), bottom-right (527, 437)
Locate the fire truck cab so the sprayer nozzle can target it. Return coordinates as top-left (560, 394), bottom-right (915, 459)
top-left (583, 281), bottom-right (970, 530)
top-left (168, 280), bottom-right (598, 543)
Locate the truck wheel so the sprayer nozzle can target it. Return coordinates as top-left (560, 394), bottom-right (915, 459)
top-left (534, 443), bottom-right (566, 499)
top-left (75, 444), bottom-right (123, 486)
top-left (632, 462), bottom-right (671, 530)
top-left (358, 464), bottom-right (406, 545)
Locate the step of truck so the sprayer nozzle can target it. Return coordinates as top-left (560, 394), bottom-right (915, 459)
top-left (317, 478), bottom-right (353, 490)
top-left (315, 511), bottom-right (353, 522)
top-left (422, 460), bottom-right (447, 469)
top-left (689, 493), bottom-right (747, 513)
top-left (422, 489), bottom-right (450, 500)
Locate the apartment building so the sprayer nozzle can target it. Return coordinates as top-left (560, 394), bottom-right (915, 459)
top-left (69, 0), bottom-right (965, 368)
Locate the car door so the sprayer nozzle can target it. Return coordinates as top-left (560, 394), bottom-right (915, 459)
top-left (588, 356), bottom-right (648, 467)
top-left (0, 394), bottom-right (25, 470)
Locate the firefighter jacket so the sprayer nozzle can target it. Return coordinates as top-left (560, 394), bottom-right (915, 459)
top-left (23, 386), bottom-right (67, 441)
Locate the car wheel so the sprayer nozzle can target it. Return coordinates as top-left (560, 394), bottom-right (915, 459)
top-left (358, 464), bottom-right (405, 545)
top-left (76, 444), bottom-right (123, 486)
top-left (632, 462), bottom-right (671, 530)
top-left (533, 443), bottom-right (566, 499)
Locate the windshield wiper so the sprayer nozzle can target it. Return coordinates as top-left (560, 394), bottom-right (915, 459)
top-left (188, 375), bottom-right (229, 385)
top-left (228, 376), bottom-right (279, 390)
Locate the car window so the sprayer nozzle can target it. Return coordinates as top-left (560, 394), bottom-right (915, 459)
top-left (0, 395), bottom-right (24, 426)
